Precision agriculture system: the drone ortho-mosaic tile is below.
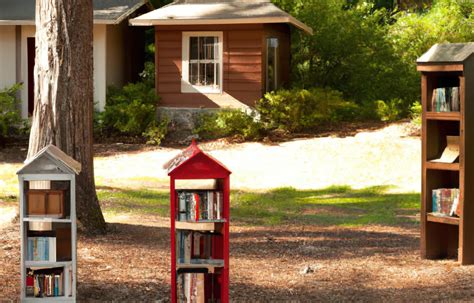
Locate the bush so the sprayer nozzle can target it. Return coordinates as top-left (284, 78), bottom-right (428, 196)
top-left (143, 117), bottom-right (170, 145)
top-left (257, 88), bottom-right (359, 132)
top-left (100, 82), bottom-right (157, 136)
top-left (194, 109), bottom-right (263, 140)
top-left (0, 83), bottom-right (25, 142)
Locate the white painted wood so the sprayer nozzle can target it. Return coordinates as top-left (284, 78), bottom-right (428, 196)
top-left (18, 156), bottom-right (78, 301)
top-left (0, 26), bottom-right (17, 90)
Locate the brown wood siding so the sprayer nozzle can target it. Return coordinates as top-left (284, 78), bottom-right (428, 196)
top-left (155, 24), bottom-right (267, 108)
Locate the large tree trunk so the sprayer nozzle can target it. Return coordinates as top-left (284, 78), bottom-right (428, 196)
top-left (28, 0), bottom-right (106, 234)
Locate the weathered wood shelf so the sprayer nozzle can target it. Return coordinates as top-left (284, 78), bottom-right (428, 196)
top-left (175, 221), bottom-right (225, 232)
top-left (426, 213), bottom-right (460, 225)
top-left (425, 161), bottom-right (460, 171)
top-left (425, 112), bottom-right (461, 121)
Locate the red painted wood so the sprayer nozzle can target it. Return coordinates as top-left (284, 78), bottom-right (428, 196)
top-left (168, 141), bottom-right (231, 302)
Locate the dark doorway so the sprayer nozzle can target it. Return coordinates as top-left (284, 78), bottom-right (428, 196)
top-left (27, 37), bottom-right (35, 116)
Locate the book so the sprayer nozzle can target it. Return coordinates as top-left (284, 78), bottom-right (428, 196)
top-left (431, 87), bottom-right (460, 112)
top-left (431, 188), bottom-right (460, 217)
top-left (27, 267), bottom-right (64, 298)
top-left (177, 191), bottom-right (224, 222)
top-left (27, 237), bottom-right (56, 262)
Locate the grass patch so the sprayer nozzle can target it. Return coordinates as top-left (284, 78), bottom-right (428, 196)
top-left (232, 186), bottom-right (419, 226)
top-left (96, 185), bottom-right (420, 227)
top-left (97, 186), bottom-right (169, 216)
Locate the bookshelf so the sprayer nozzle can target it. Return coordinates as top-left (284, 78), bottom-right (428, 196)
top-left (17, 145), bottom-right (81, 301)
top-left (165, 140), bottom-right (231, 302)
top-left (417, 43), bottom-right (474, 264)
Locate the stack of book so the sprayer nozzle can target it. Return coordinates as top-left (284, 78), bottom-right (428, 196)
top-left (431, 87), bottom-right (460, 112)
top-left (177, 231), bottom-right (224, 264)
top-left (177, 191), bottom-right (224, 222)
top-left (27, 237), bottom-right (56, 262)
top-left (177, 273), bottom-right (213, 303)
top-left (26, 268), bottom-right (64, 298)
top-left (432, 188), bottom-right (460, 217)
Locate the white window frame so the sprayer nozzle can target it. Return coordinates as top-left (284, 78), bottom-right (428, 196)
top-left (182, 31), bottom-right (224, 94)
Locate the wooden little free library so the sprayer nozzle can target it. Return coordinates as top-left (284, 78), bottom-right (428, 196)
top-left (17, 145), bottom-right (81, 301)
top-left (165, 140), bottom-right (231, 303)
top-left (417, 43), bottom-right (474, 265)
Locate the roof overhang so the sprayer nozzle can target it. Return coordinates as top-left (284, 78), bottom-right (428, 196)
top-left (0, 0), bottom-right (148, 26)
top-left (130, 1), bottom-right (313, 35)
top-left (131, 15), bottom-right (313, 34)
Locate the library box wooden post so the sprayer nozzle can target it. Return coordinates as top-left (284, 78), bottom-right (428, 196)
top-left (165, 140), bottom-right (231, 303)
top-left (17, 145), bottom-right (81, 301)
top-left (417, 43), bottom-right (474, 264)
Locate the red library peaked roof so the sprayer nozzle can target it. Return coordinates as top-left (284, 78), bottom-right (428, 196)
top-left (164, 139), bottom-right (231, 176)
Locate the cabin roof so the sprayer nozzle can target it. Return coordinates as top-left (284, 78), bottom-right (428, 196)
top-left (17, 144), bottom-right (82, 175)
top-left (0, 0), bottom-right (148, 25)
top-left (130, 0), bottom-right (313, 35)
top-left (417, 43), bottom-right (474, 64)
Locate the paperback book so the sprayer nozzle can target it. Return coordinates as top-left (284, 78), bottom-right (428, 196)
top-left (431, 87), bottom-right (460, 112)
top-left (27, 237), bottom-right (56, 262)
top-left (432, 188), bottom-right (460, 217)
top-left (177, 191), bottom-right (224, 222)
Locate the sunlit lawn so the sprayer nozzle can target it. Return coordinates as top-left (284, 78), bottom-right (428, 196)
top-left (1, 162), bottom-right (420, 227)
top-left (96, 185), bottom-right (420, 227)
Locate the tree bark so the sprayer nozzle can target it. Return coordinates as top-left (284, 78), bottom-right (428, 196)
top-left (28, 0), bottom-right (106, 234)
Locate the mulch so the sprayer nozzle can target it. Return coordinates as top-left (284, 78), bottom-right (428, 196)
top-left (1, 213), bottom-right (474, 302)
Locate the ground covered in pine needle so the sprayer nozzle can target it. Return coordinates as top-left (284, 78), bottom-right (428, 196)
top-left (1, 211), bottom-right (474, 301)
top-left (2, 122), bottom-right (474, 301)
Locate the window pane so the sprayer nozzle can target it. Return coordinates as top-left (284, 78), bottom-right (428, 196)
top-left (190, 37), bottom-right (199, 60)
top-left (187, 35), bottom-right (220, 90)
top-left (189, 63), bottom-right (199, 85)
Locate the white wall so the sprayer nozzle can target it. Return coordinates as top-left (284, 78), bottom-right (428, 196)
top-left (0, 26), bottom-right (17, 90)
top-left (106, 24), bottom-right (125, 88)
top-left (18, 24), bottom-right (109, 117)
top-left (93, 24), bottom-right (107, 112)
top-left (20, 25), bottom-right (35, 118)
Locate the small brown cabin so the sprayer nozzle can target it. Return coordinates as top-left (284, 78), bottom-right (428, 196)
top-left (131, 0), bottom-right (312, 109)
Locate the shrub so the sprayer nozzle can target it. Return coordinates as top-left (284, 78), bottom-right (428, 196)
top-left (0, 83), bottom-right (24, 142)
top-left (143, 117), bottom-right (170, 145)
top-left (100, 82), bottom-right (158, 136)
top-left (256, 88), bottom-right (359, 132)
top-left (194, 109), bottom-right (263, 140)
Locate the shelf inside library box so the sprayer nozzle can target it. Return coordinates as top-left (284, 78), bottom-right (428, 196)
top-left (177, 260), bottom-right (225, 272)
top-left (175, 220), bottom-right (225, 232)
top-left (426, 212), bottom-right (460, 225)
top-left (23, 296), bottom-right (74, 302)
top-left (426, 111), bottom-right (461, 121)
top-left (24, 217), bottom-right (71, 223)
top-left (25, 261), bottom-right (72, 268)
top-left (425, 161), bottom-right (460, 171)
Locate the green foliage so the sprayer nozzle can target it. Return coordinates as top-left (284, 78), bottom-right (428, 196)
top-left (194, 109), bottom-right (263, 140)
top-left (143, 117), bottom-right (170, 145)
top-left (375, 98), bottom-right (408, 122)
top-left (101, 82), bottom-right (157, 136)
top-left (271, 0), bottom-right (472, 120)
top-left (257, 88), bottom-right (359, 132)
top-left (0, 83), bottom-right (25, 139)
top-left (410, 101), bottom-right (422, 125)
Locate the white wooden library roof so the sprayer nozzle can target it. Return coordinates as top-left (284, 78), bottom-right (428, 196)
top-left (17, 144), bottom-right (82, 175)
top-left (130, 0), bottom-right (313, 34)
top-left (417, 43), bottom-right (474, 64)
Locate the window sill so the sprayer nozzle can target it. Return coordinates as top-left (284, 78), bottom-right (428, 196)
top-left (181, 82), bottom-right (222, 94)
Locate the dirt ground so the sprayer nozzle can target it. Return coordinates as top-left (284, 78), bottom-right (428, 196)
top-left (2, 122), bottom-right (474, 301)
top-left (2, 213), bottom-right (474, 301)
